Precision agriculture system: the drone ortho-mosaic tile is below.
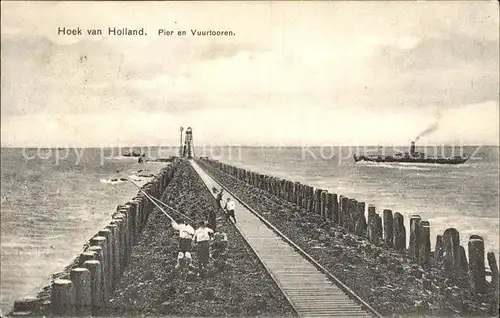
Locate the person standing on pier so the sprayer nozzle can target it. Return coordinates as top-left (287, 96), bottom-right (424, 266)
top-left (224, 198), bottom-right (236, 224)
top-left (171, 219), bottom-right (195, 268)
top-left (216, 189), bottom-right (224, 209)
top-left (207, 189), bottom-right (224, 231)
top-left (207, 207), bottom-right (217, 231)
top-left (193, 221), bottom-right (214, 276)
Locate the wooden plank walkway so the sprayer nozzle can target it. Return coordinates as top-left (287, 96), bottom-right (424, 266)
top-left (191, 160), bottom-right (378, 318)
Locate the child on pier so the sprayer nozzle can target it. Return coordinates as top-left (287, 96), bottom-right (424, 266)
top-left (224, 198), bottom-right (236, 224)
top-left (193, 221), bottom-right (214, 276)
top-left (171, 219), bottom-right (195, 269)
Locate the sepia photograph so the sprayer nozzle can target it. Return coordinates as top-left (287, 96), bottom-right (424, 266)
top-left (1, 1), bottom-right (499, 317)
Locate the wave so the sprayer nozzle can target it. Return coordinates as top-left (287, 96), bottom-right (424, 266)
top-left (100, 173), bottom-right (156, 185)
top-left (99, 177), bottom-right (129, 184)
top-left (144, 160), bottom-right (166, 164)
top-left (356, 161), bottom-right (434, 171)
top-left (109, 155), bottom-right (142, 160)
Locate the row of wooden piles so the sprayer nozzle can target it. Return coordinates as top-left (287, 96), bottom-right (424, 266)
top-left (199, 157), bottom-right (499, 297)
top-left (10, 163), bottom-right (177, 317)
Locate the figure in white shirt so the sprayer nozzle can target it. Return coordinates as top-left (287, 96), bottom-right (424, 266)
top-left (224, 198), bottom-right (237, 224)
top-left (171, 218), bottom-right (195, 269)
top-left (193, 221), bottom-right (214, 275)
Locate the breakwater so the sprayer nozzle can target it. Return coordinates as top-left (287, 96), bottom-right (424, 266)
top-left (198, 157), bottom-right (499, 316)
top-left (9, 163), bottom-right (176, 317)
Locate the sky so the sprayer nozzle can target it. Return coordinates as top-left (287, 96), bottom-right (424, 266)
top-left (1, 1), bottom-right (499, 147)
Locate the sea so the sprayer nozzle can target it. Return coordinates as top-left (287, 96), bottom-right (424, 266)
top-left (1, 145), bottom-right (498, 314)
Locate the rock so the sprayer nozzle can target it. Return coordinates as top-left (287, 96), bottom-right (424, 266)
top-left (330, 248), bottom-right (343, 257)
top-left (372, 247), bottom-right (382, 258)
top-left (160, 301), bottom-right (173, 313)
top-left (204, 287), bottom-right (215, 299)
top-left (444, 287), bottom-right (454, 298)
top-left (414, 300), bottom-right (429, 311)
top-left (351, 256), bottom-right (363, 264)
top-left (344, 235), bottom-right (357, 247)
top-left (444, 278), bottom-right (455, 286)
top-left (395, 265), bottom-right (405, 274)
top-left (423, 279), bottom-right (432, 291)
top-left (406, 276), bottom-right (416, 283)
top-left (184, 291), bottom-right (193, 302)
top-left (223, 276), bottom-right (231, 288)
top-left (186, 271), bottom-right (197, 282)
top-left (255, 298), bottom-right (267, 312)
top-left (318, 234), bottom-right (329, 242)
top-left (412, 270), bottom-right (423, 279)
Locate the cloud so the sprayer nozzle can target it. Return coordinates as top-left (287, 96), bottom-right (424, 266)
top-left (363, 36), bottom-right (422, 51)
top-left (1, 2), bottom-right (498, 146)
top-left (432, 101), bottom-right (500, 145)
top-left (372, 33), bottom-right (499, 72)
top-left (197, 42), bottom-right (262, 60)
top-left (2, 101), bottom-right (498, 147)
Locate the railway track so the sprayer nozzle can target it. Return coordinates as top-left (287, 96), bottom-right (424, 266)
top-left (191, 160), bottom-right (382, 318)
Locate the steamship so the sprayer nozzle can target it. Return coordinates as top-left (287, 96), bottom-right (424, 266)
top-left (353, 141), bottom-right (469, 165)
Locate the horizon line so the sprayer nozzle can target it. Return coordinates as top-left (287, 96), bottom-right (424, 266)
top-left (1, 144), bottom-right (499, 149)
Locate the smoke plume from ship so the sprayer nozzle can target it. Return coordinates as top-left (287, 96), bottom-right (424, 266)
top-left (415, 112), bottom-right (442, 141)
top-left (415, 122), bottom-right (439, 141)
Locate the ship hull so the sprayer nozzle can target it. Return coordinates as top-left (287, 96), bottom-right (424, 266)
top-left (353, 155), bottom-right (468, 165)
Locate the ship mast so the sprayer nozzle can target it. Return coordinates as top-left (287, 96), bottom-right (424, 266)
top-left (179, 127), bottom-right (184, 157)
